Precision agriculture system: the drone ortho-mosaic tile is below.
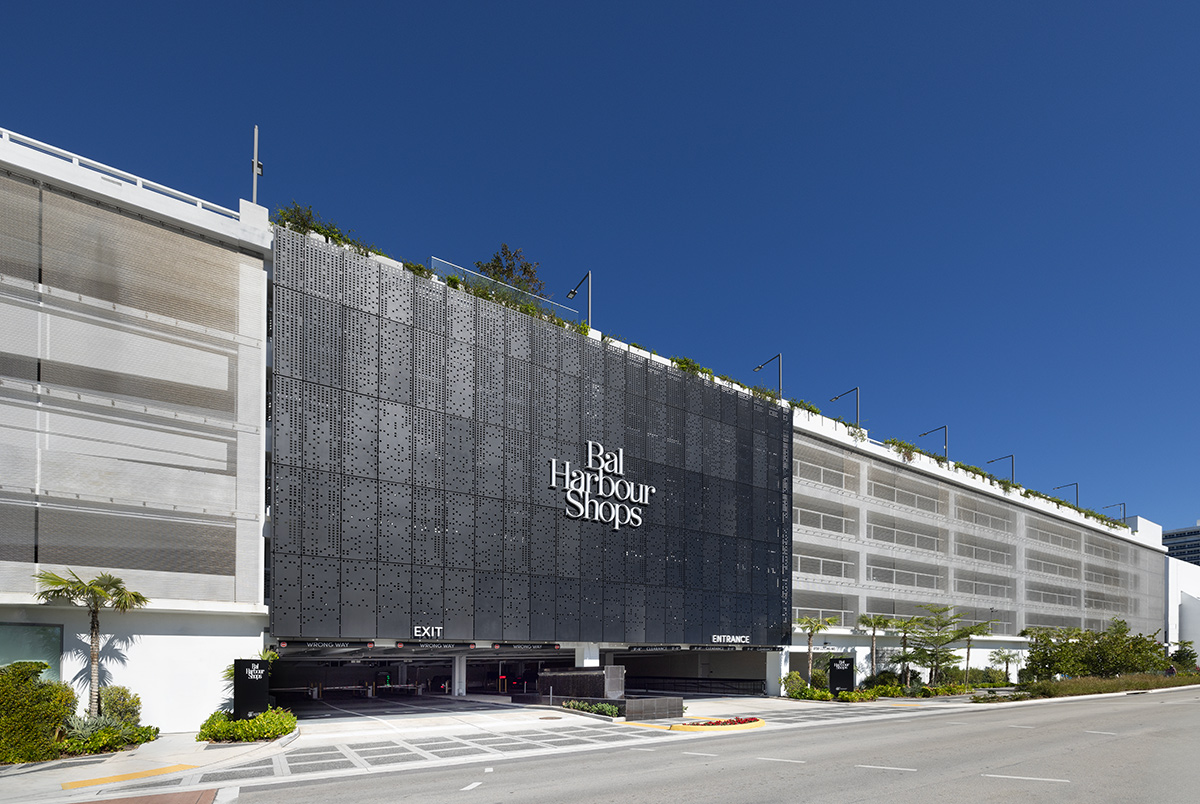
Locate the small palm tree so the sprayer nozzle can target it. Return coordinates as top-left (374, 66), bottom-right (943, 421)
top-left (795, 615), bottom-right (839, 683)
top-left (958, 621), bottom-right (993, 687)
top-left (34, 569), bottom-right (149, 716)
top-left (989, 648), bottom-right (1021, 683)
top-left (857, 613), bottom-right (895, 678)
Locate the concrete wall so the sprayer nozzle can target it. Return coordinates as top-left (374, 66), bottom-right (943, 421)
top-left (2, 603), bottom-right (266, 732)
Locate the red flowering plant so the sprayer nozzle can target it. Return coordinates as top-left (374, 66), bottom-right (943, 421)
top-left (691, 717), bottom-right (761, 726)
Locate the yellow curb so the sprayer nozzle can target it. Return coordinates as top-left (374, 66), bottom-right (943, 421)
top-left (61, 763), bottom-right (197, 789)
top-left (669, 718), bottom-right (765, 732)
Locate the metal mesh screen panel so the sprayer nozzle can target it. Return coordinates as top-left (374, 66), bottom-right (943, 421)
top-left (0, 170), bottom-right (263, 601)
top-left (270, 232), bottom-right (792, 642)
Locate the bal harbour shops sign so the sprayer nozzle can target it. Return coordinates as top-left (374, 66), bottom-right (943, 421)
top-left (549, 441), bottom-right (656, 530)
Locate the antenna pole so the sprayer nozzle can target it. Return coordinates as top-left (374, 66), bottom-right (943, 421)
top-left (252, 125), bottom-right (261, 204)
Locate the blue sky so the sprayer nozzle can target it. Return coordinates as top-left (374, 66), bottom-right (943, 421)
top-left (5, 2), bottom-right (1196, 529)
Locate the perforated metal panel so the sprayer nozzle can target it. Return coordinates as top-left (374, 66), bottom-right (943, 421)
top-left (270, 233), bottom-right (792, 641)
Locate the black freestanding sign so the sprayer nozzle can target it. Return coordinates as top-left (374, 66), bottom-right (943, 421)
top-left (233, 659), bottom-right (270, 721)
top-left (828, 655), bottom-right (855, 694)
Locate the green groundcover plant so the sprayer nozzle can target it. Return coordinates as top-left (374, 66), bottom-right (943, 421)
top-left (196, 707), bottom-right (297, 742)
top-left (560, 700), bottom-right (620, 717)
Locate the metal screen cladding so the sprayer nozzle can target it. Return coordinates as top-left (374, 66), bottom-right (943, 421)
top-left (0, 168), bottom-right (264, 602)
top-left (270, 228), bottom-right (792, 643)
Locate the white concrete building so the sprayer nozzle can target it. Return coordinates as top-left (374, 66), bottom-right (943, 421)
top-left (1, 126), bottom-right (1197, 730)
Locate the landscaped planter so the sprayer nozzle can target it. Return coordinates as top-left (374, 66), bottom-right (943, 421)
top-left (669, 717), bottom-right (764, 732)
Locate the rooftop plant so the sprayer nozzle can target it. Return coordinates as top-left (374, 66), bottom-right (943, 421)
top-left (272, 203), bottom-right (387, 257)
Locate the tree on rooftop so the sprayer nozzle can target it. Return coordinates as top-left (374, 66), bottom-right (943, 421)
top-left (475, 244), bottom-right (545, 297)
top-left (34, 570), bottom-right (149, 717)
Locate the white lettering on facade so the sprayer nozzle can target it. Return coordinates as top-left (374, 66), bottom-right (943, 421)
top-left (413, 626), bottom-right (444, 638)
top-left (711, 634), bottom-right (751, 644)
top-left (549, 441), bottom-right (655, 530)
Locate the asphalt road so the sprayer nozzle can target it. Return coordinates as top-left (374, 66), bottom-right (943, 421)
top-left (237, 688), bottom-right (1200, 804)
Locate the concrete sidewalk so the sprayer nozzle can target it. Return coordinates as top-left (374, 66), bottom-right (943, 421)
top-left (0, 729), bottom-right (288, 804)
top-left (0, 693), bottom-right (975, 803)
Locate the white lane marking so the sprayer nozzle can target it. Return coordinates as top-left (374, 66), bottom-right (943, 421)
top-left (856, 765), bottom-right (917, 772)
top-left (683, 751), bottom-right (718, 757)
top-left (1085, 730), bottom-right (1117, 735)
top-left (1007, 725), bottom-right (1035, 729)
top-left (485, 767), bottom-right (493, 772)
top-left (461, 782), bottom-right (482, 791)
top-left (983, 774), bottom-right (1070, 783)
top-left (215, 789), bottom-right (240, 804)
top-left (630, 748), bottom-right (655, 751)
top-left (757, 757), bottom-right (806, 764)
top-left (947, 721), bottom-right (969, 725)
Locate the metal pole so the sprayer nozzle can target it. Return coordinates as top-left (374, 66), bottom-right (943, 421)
top-left (587, 270), bottom-right (592, 330)
top-left (778, 353), bottom-right (782, 401)
top-left (252, 125), bottom-right (259, 205)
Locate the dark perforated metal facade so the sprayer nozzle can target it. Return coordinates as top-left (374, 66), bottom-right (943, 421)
top-left (270, 228), bottom-right (792, 644)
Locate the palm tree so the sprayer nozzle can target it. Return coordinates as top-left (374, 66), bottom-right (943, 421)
top-left (989, 648), bottom-right (1021, 683)
top-left (857, 613), bottom-right (895, 678)
top-left (795, 615), bottom-right (839, 683)
top-left (958, 621), bottom-right (993, 687)
top-left (34, 569), bottom-right (149, 716)
top-left (891, 615), bottom-right (924, 687)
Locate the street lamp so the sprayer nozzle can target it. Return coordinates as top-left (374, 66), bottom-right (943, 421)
top-left (1102, 502), bottom-right (1127, 522)
top-left (1053, 482), bottom-right (1079, 507)
top-left (565, 271), bottom-right (591, 329)
top-left (918, 425), bottom-right (947, 460)
top-left (987, 454), bottom-right (1014, 483)
top-left (753, 353), bottom-right (782, 401)
top-left (830, 387), bottom-right (860, 427)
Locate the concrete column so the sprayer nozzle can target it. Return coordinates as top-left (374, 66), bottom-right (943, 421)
top-left (451, 654), bottom-right (468, 696)
top-left (574, 642), bottom-right (600, 667)
top-left (765, 650), bottom-right (790, 696)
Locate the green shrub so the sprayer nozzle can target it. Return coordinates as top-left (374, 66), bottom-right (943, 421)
top-left (61, 724), bottom-right (158, 756)
top-left (196, 707), bottom-right (297, 742)
top-left (66, 713), bottom-right (123, 740)
top-left (99, 686), bottom-right (141, 726)
top-left (560, 700), bottom-right (619, 717)
top-left (810, 669), bottom-right (828, 690)
top-left (787, 684), bottom-right (834, 701)
top-left (837, 688), bottom-right (880, 702)
top-left (870, 684), bottom-right (905, 698)
top-left (780, 671), bottom-right (808, 697)
top-left (0, 661), bottom-right (77, 764)
top-left (861, 671), bottom-right (900, 689)
top-left (1016, 673), bottom-right (1196, 698)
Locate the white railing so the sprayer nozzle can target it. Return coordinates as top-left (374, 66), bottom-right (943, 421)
top-left (0, 126), bottom-right (239, 220)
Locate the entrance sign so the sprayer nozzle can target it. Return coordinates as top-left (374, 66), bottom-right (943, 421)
top-left (828, 655), bottom-right (855, 694)
top-left (233, 659), bottom-right (270, 721)
top-left (549, 441), bottom-right (656, 530)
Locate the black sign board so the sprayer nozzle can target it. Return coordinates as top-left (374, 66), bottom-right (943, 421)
top-left (625, 645), bottom-right (683, 652)
top-left (828, 655), bottom-right (855, 694)
top-left (740, 646), bottom-right (784, 652)
top-left (395, 642), bottom-right (476, 650)
top-left (690, 645), bottom-right (739, 651)
top-left (233, 659), bottom-right (270, 721)
top-left (491, 643), bottom-right (560, 650)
